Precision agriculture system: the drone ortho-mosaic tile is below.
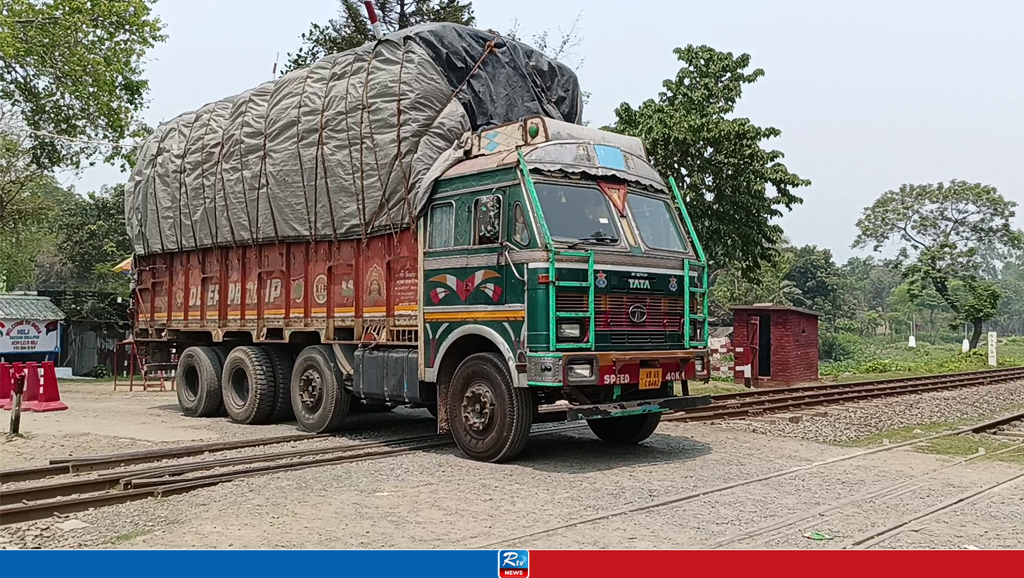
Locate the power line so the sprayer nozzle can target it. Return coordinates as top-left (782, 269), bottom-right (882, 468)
top-left (0, 123), bottom-right (140, 148)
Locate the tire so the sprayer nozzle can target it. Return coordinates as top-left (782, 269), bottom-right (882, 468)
top-left (210, 345), bottom-right (234, 417)
top-left (221, 346), bottom-right (276, 425)
top-left (290, 345), bottom-right (351, 433)
top-left (586, 413), bottom-right (662, 444)
top-left (176, 346), bottom-right (224, 418)
top-left (264, 346), bottom-right (296, 423)
top-left (447, 352), bottom-right (532, 463)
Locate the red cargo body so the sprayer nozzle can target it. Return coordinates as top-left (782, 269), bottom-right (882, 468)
top-left (133, 230), bottom-right (420, 342)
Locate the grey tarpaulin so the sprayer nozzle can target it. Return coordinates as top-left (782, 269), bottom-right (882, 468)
top-left (126, 23), bottom-right (582, 255)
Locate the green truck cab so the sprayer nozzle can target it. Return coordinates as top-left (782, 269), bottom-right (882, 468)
top-left (423, 116), bottom-right (712, 461)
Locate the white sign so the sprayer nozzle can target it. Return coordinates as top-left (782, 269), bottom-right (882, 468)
top-left (0, 319), bottom-right (60, 353)
top-left (988, 331), bottom-right (997, 367)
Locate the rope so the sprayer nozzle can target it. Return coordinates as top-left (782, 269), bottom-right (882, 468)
top-left (0, 123), bottom-right (139, 147)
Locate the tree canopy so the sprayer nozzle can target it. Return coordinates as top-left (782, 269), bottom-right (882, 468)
top-left (612, 45), bottom-right (810, 275)
top-left (285, 0), bottom-right (475, 72)
top-left (853, 180), bottom-right (1024, 349)
top-left (0, 0), bottom-right (165, 170)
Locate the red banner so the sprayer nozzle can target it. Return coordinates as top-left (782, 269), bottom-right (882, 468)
top-left (530, 550), bottom-right (1024, 578)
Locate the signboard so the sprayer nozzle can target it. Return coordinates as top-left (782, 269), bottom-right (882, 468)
top-left (988, 331), bottom-right (997, 367)
top-left (0, 318), bottom-right (61, 353)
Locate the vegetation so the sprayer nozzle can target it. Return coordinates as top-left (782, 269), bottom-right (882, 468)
top-left (612, 46), bottom-right (810, 277)
top-left (844, 420), bottom-right (1024, 466)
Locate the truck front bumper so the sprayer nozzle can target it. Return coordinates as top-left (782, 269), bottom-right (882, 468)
top-left (565, 394), bottom-right (713, 421)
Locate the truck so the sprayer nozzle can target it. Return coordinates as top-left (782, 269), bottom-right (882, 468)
top-left (125, 24), bottom-right (713, 462)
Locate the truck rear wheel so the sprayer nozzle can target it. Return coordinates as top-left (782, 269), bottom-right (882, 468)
top-left (290, 345), bottom-right (350, 433)
top-left (176, 346), bottom-right (224, 417)
top-left (448, 352), bottom-right (532, 463)
top-left (586, 413), bottom-right (662, 444)
top-left (264, 346), bottom-right (296, 423)
top-left (221, 346), bottom-right (275, 425)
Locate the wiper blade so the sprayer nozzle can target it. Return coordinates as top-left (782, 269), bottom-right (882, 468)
top-left (568, 235), bottom-right (619, 248)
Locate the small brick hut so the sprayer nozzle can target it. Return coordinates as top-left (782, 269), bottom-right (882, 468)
top-left (731, 305), bottom-right (820, 386)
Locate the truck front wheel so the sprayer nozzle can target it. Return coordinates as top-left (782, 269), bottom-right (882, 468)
top-left (586, 413), bottom-right (662, 444)
top-left (448, 352), bottom-right (532, 463)
top-left (290, 345), bottom-right (350, 433)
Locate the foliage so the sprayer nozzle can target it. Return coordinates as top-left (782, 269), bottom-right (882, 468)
top-left (612, 45), bottom-right (809, 275)
top-left (708, 241), bottom-right (800, 322)
top-left (284, 0), bottom-right (475, 72)
top-left (819, 332), bottom-right (861, 362)
top-left (36, 184), bottom-right (131, 296)
top-left (853, 180), bottom-right (1024, 349)
top-left (0, 0), bottom-right (165, 170)
top-left (819, 337), bottom-right (1024, 378)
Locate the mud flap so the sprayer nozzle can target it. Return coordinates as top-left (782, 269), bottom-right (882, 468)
top-left (437, 380), bottom-right (451, 434)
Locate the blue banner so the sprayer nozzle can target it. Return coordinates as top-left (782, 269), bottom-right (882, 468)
top-left (0, 550), bottom-right (504, 578)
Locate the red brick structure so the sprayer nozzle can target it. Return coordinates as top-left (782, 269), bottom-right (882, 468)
top-left (732, 305), bottom-right (820, 387)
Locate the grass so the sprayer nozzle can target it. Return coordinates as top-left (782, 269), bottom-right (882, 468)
top-left (820, 335), bottom-right (1024, 379)
top-left (107, 528), bottom-right (154, 545)
top-left (841, 410), bottom-right (1024, 466)
top-left (690, 382), bottom-right (748, 396)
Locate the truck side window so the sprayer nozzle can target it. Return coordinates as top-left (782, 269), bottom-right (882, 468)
top-left (512, 202), bottom-right (530, 246)
top-left (427, 202), bottom-right (454, 249)
top-left (473, 194), bottom-right (502, 246)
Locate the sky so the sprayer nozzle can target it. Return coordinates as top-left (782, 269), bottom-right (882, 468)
top-left (70, 0), bottom-right (1024, 264)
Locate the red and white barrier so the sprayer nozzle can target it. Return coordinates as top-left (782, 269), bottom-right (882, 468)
top-left (0, 361), bottom-right (68, 412)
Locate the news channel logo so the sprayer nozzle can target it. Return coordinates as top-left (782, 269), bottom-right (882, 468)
top-left (498, 550), bottom-right (529, 578)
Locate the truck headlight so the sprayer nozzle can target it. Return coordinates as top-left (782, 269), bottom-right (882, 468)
top-left (567, 362), bottom-right (593, 379)
top-left (557, 322), bottom-right (581, 339)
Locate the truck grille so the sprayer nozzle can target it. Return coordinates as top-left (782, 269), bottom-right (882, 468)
top-left (554, 292), bottom-right (686, 332)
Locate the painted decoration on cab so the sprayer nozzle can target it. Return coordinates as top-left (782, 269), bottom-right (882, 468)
top-left (668, 276), bottom-right (678, 292)
top-left (428, 270), bottom-right (503, 303)
top-left (595, 271), bottom-right (607, 288)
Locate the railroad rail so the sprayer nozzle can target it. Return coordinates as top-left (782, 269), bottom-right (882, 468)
top-left (2, 367), bottom-right (1021, 527)
top-left (0, 425), bottom-right (584, 526)
top-left (668, 366), bottom-right (1024, 423)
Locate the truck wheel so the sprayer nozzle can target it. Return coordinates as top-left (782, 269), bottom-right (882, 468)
top-left (221, 346), bottom-right (275, 425)
top-left (176, 346), bottom-right (224, 417)
top-left (264, 346), bottom-right (296, 423)
top-left (448, 352), bottom-right (532, 463)
top-left (586, 413), bottom-right (662, 444)
top-left (210, 345), bottom-right (234, 417)
top-left (290, 345), bottom-right (350, 433)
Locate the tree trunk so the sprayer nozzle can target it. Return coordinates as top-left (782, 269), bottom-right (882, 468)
top-left (968, 320), bottom-right (984, 350)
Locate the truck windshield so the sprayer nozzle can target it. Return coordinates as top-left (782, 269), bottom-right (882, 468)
top-left (627, 194), bottom-right (687, 252)
top-left (534, 183), bottom-right (619, 243)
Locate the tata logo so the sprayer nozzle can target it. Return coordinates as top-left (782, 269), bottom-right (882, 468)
top-left (627, 278), bottom-right (651, 290)
top-left (628, 304), bottom-right (648, 324)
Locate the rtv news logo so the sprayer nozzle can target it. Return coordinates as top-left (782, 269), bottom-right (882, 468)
top-left (498, 550), bottom-right (529, 578)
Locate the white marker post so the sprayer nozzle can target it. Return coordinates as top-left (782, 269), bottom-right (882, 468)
top-left (988, 331), bottom-right (997, 367)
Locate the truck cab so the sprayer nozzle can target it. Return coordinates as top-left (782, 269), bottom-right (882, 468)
top-left (419, 117), bottom-right (712, 461)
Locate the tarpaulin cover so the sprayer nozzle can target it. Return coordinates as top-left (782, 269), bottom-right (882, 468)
top-left (125, 23), bottom-right (582, 255)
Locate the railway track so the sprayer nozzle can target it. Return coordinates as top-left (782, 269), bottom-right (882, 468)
top-left (2, 367), bottom-right (1020, 528)
top-left (0, 425), bottom-right (584, 526)
top-left (668, 366), bottom-right (1024, 423)
top-left (479, 408), bottom-right (1024, 548)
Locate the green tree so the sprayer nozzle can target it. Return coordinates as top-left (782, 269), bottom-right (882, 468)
top-left (853, 180), bottom-right (1024, 349)
top-left (612, 45), bottom-right (810, 275)
top-left (0, 0), bottom-right (165, 170)
top-left (709, 243), bottom-right (801, 323)
top-left (285, 0), bottom-right (475, 71)
top-left (785, 245), bottom-right (843, 318)
top-left (36, 184), bottom-right (131, 298)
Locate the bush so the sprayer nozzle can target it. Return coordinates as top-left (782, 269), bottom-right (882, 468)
top-left (820, 332), bottom-right (862, 362)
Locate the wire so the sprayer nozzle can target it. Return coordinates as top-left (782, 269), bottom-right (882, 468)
top-left (0, 123), bottom-right (140, 148)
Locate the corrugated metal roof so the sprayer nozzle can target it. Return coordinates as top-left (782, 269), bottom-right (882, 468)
top-left (0, 294), bottom-right (66, 320)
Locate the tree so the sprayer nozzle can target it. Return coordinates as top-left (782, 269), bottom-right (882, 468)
top-left (853, 180), bottom-right (1024, 349)
top-left (285, 0), bottom-right (475, 72)
top-left (612, 45), bottom-right (810, 275)
top-left (0, 0), bottom-right (165, 170)
top-left (36, 184), bottom-right (132, 296)
top-left (709, 242), bottom-right (801, 323)
top-left (785, 245), bottom-right (843, 319)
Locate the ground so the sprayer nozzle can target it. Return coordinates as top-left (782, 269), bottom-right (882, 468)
top-left (1, 381), bottom-right (1022, 550)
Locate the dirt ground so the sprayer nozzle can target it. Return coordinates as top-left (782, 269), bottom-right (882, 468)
top-left (1, 381), bottom-right (1022, 550)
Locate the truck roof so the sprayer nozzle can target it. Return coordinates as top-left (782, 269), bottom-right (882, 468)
top-left (440, 117), bottom-right (667, 192)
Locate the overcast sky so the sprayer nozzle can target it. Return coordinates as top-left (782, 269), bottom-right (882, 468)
top-left (71, 0), bottom-right (1023, 263)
